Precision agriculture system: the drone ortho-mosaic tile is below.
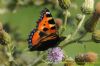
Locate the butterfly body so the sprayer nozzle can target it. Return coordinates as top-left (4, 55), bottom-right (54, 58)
top-left (28, 8), bottom-right (61, 51)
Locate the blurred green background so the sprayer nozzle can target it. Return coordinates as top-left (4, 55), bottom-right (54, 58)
top-left (0, 0), bottom-right (100, 66)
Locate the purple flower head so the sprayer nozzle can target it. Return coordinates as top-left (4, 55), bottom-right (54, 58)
top-left (47, 47), bottom-right (64, 63)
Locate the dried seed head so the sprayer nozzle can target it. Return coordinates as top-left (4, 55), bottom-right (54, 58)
top-left (84, 12), bottom-right (99, 32)
top-left (0, 22), bottom-right (3, 33)
top-left (58, 0), bottom-right (71, 10)
top-left (75, 52), bottom-right (98, 65)
top-left (81, 0), bottom-right (94, 14)
top-left (92, 30), bottom-right (100, 43)
top-left (84, 52), bottom-right (98, 63)
top-left (75, 54), bottom-right (86, 65)
top-left (34, 0), bottom-right (44, 6)
top-left (64, 57), bottom-right (75, 66)
top-left (55, 18), bottom-right (63, 28)
top-left (95, 2), bottom-right (100, 15)
top-left (0, 22), bottom-right (5, 45)
top-left (63, 10), bottom-right (71, 17)
top-left (0, 23), bottom-right (12, 45)
top-left (76, 14), bottom-right (83, 21)
top-left (84, 2), bottom-right (100, 32)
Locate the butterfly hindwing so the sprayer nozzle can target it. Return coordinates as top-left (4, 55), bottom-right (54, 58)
top-left (28, 30), bottom-right (60, 51)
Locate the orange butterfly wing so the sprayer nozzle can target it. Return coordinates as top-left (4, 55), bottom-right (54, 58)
top-left (28, 8), bottom-right (60, 51)
top-left (37, 8), bottom-right (57, 34)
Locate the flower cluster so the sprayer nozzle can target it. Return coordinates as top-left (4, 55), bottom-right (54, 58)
top-left (47, 47), bottom-right (64, 63)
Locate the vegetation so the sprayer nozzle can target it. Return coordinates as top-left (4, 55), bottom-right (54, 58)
top-left (0, 0), bottom-right (100, 66)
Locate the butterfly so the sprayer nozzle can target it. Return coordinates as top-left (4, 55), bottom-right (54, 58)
top-left (28, 8), bottom-right (64, 51)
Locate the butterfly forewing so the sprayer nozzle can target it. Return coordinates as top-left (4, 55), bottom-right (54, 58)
top-left (37, 8), bottom-right (57, 34)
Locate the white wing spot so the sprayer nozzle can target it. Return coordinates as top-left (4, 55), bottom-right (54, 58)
top-left (46, 12), bottom-right (50, 14)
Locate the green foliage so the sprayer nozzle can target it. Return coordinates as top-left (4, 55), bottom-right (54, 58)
top-left (0, 0), bottom-right (100, 66)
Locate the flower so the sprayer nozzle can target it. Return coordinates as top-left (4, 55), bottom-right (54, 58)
top-left (47, 47), bottom-right (64, 63)
top-left (81, 0), bottom-right (94, 14)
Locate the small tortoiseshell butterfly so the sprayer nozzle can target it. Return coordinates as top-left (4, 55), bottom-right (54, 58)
top-left (28, 8), bottom-right (63, 51)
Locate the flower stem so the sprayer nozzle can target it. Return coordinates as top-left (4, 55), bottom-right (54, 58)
top-left (59, 10), bottom-right (68, 36)
top-left (64, 10), bottom-right (68, 29)
top-left (71, 14), bottom-right (86, 39)
top-left (32, 52), bottom-right (46, 65)
top-left (60, 14), bottom-right (86, 48)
